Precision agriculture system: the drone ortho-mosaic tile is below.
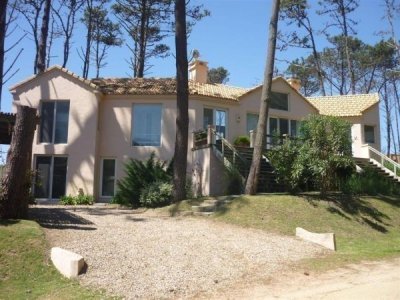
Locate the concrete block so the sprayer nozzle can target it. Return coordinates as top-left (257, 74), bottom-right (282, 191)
top-left (296, 227), bottom-right (336, 251)
top-left (51, 247), bottom-right (85, 278)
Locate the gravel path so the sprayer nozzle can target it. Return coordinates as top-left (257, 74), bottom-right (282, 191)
top-left (30, 205), bottom-right (326, 299)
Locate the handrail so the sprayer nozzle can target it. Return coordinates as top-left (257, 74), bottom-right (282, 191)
top-left (210, 128), bottom-right (249, 168)
top-left (364, 145), bottom-right (400, 178)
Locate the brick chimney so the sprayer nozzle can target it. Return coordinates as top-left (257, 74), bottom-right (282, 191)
top-left (189, 52), bottom-right (208, 84)
top-left (287, 78), bottom-right (301, 92)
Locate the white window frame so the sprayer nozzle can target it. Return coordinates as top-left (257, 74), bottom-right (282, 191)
top-left (203, 106), bottom-right (228, 138)
top-left (131, 103), bottom-right (163, 147)
top-left (33, 155), bottom-right (68, 200)
top-left (100, 158), bottom-right (117, 198)
top-left (39, 100), bottom-right (70, 144)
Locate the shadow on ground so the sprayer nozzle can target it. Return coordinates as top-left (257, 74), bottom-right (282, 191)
top-left (29, 207), bottom-right (97, 230)
top-left (301, 193), bottom-right (392, 233)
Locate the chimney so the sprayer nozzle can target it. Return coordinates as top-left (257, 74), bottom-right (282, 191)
top-left (287, 78), bottom-right (301, 92)
top-left (188, 51), bottom-right (208, 84)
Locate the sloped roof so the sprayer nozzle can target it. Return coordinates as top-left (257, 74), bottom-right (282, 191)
top-left (9, 65), bottom-right (98, 92)
top-left (306, 93), bottom-right (379, 117)
top-left (91, 77), bottom-right (249, 101)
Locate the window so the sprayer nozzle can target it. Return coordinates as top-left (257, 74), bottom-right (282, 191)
top-left (246, 113), bottom-right (259, 133)
top-left (132, 104), bottom-right (162, 146)
top-left (203, 108), bottom-right (227, 138)
top-left (34, 156), bottom-right (68, 199)
top-left (290, 120), bottom-right (300, 137)
top-left (101, 159), bottom-right (116, 197)
top-left (364, 125), bottom-right (375, 143)
top-left (270, 92), bottom-right (289, 111)
top-left (40, 101), bottom-right (70, 143)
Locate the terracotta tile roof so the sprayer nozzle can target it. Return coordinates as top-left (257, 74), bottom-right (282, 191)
top-left (91, 77), bottom-right (249, 101)
top-left (306, 93), bottom-right (379, 117)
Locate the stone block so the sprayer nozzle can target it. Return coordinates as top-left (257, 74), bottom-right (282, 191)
top-left (296, 227), bottom-right (336, 251)
top-left (51, 247), bottom-right (85, 278)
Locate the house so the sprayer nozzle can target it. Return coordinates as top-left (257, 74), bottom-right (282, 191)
top-left (9, 58), bottom-right (381, 201)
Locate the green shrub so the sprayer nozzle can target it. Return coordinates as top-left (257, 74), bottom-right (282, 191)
top-left (60, 192), bottom-right (94, 205)
top-left (113, 153), bottom-right (172, 207)
top-left (139, 181), bottom-right (173, 208)
top-left (225, 164), bottom-right (244, 195)
top-left (342, 167), bottom-right (400, 196)
top-left (233, 136), bottom-right (250, 147)
top-left (268, 115), bottom-right (355, 196)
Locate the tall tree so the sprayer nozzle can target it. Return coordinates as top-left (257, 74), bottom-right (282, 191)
top-left (245, 0), bottom-right (281, 195)
top-left (318, 0), bottom-right (359, 94)
top-left (172, 0), bottom-right (189, 202)
top-left (0, 0), bottom-right (8, 108)
top-left (15, 0), bottom-right (45, 74)
top-left (82, 6), bottom-right (121, 77)
top-left (0, 105), bottom-right (37, 219)
top-left (207, 66), bottom-right (229, 84)
top-left (37, 0), bottom-right (51, 73)
top-left (280, 0), bottom-right (326, 95)
top-left (113, 0), bottom-right (208, 78)
top-left (52, 0), bottom-right (84, 68)
top-left (286, 57), bottom-right (319, 96)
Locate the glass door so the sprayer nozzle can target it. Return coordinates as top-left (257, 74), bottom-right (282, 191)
top-left (34, 156), bottom-right (67, 200)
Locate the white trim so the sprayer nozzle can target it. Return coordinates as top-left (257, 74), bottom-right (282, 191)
top-left (100, 158), bottom-right (116, 198)
top-left (203, 106), bottom-right (229, 139)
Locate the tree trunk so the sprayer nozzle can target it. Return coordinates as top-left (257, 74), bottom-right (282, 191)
top-left (82, 0), bottom-right (93, 79)
top-left (339, 0), bottom-right (356, 94)
top-left (0, 0), bottom-right (8, 109)
top-left (245, 0), bottom-right (280, 195)
top-left (37, 0), bottom-right (51, 73)
top-left (172, 0), bottom-right (189, 202)
top-left (136, 0), bottom-right (147, 78)
top-left (0, 105), bottom-right (37, 219)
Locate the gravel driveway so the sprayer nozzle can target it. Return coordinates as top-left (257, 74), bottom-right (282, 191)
top-left (30, 205), bottom-right (326, 299)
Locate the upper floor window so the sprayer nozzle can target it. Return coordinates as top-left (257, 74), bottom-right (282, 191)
top-left (40, 101), bottom-right (70, 144)
top-left (364, 125), bottom-right (375, 143)
top-left (270, 92), bottom-right (289, 111)
top-left (132, 104), bottom-right (162, 146)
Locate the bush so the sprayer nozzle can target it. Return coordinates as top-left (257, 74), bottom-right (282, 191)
top-left (268, 115), bottom-right (355, 196)
top-left (60, 191), bottom-right (94, 205)
top-left (225, 164), bottom-right (244, 195)
top-left (233, 136), bottom-right (250, 147)
top-left (342, 167), bottom-right (400, 196)
top-left (139, 181), bottom-right (173, 208)
top-left (113, 153), bottom-right (172, 207)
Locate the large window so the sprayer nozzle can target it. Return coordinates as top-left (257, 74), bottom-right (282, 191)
top-left (40, 101), bottom-right (70, 143)
top-left (203, 108), bottom-right (227, 138)
top-left (132, 104), bottom-right (162, 146)
top-left (101, 159), bottom-right (116, 197)
top-left (364, 125), bottom-right (375, 143)
top-left (34, 156), bottom-right (68, 199)
top-left (270, 92), bottom-right (289, 111)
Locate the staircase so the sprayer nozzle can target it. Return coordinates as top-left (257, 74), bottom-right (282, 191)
top-left (214, 137), bottom-right (285, 193)
top-left (354, 157), bottom-right (400, 184)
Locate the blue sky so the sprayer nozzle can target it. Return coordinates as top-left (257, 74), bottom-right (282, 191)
top-left (2, 0), bottom-right (398, 114)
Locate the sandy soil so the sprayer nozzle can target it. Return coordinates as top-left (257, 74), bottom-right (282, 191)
top-left (216, 258), bottom-right (400, 299)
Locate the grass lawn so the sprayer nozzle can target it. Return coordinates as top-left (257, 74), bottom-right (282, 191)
top-left (0, 219), bottom-right (111, 300)
top-left (211, 193), bottom-right (400, 270)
